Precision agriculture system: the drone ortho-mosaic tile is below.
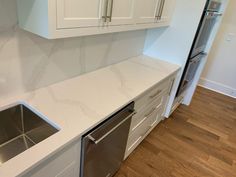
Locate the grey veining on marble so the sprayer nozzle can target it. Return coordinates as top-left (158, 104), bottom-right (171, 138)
top-left (109, 66), bottom-right (133, 99)
top-left (46, 87), bottom-right (103, 120)
top-left (0, 54), bottom-right (180, 177)
top-left (0, 0), bottom-right (147, 100)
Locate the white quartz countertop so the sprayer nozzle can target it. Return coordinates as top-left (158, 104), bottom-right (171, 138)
top-left (0, 55), bottom-right (180, 177)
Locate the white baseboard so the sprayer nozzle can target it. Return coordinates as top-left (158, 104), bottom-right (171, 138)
top-left (198, 78), bottom-right (236, 99)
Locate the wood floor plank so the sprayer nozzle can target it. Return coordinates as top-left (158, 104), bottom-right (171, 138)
top-left (115, 87), bottom-right (236, 177)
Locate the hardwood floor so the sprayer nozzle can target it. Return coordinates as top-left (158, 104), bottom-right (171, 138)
top-left (115, 87), bottom-right (236, 177)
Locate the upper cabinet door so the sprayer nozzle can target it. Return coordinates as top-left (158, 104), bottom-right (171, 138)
top-left (107, 0), bottom-right (136, 26)
top-left (17, 0), bottom-right (176, 39)
top-left (56, 0), bottom-right (105, 28)
top-left (160, 0), bottom-right (176, 23)
top-left (135, 0), bottom-right (162, 24)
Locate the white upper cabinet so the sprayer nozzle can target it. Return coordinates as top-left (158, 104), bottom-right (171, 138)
top-left (135, 0), bottom-right (162, 24)
top-left (57, 0), bottom-right (136, 28)
top-left (135, 0), bottom-right (175, 24)
top-left (17, 0), bottom-right (176, 39)
top-left (107, 0), bottom-right (136, 26)
top-left (56, 0), bottom-right (104, 28)
top-left (160, 0), bottom-right (176, 23)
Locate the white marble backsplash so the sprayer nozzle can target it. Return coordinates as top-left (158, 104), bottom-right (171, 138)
top-left (0, 0), bottom-right (147, 100)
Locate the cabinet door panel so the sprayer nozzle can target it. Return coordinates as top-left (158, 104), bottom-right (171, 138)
top-left (57, 0), bottom-right (104, 28)
top-left (25, 141), bottom-right (81, 177)
top-left (108, 0), bottom-right (136, 26)
top-left (135, 0), bottom-right (161, 24)
top-left (160, 0), bottom-right (176, 22)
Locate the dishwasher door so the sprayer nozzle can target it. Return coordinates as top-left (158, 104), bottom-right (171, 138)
top-left (80, 102), bottom-right (135, 177)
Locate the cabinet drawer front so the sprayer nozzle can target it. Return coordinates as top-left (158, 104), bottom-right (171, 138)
top-left (135, 80), bottom-right (170, 111)
top-left (124, 106), bottom-right (164, 159)
top-left (26, 141), bottom-right (81, 177)
top-left (126, 106), bottom-right (162, 156)
top-left (130, 105), bottom-right (164, 143)
top-left (149, 105), bottom-right (165, 127)
top-left (125, 134), bottom-right (142, 158)
top-left (131, 93), bottom-right (165, 131)
top-left (126, 114), bottom-right (151, 154)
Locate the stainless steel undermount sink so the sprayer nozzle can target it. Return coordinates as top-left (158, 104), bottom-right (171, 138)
top-left (0, 103), bottom-right (59, 164)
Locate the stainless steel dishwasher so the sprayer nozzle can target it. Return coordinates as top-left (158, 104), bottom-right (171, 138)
top-left (80, 102), bottom-right (135, 177)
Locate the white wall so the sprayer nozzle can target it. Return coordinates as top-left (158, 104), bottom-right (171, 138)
top-left (0, 0), bottom-right (146, 100)
top-left (200, 0), bottom-right (236, 98)
top-left (144, 0), bottom-right (206, 116)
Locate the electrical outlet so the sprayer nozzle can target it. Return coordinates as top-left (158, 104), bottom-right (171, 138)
top-left (226, 33), bottom-right (236, 42)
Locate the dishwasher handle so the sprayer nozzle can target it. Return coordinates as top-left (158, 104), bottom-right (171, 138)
top-left (87, 110), bottom-right (136, 145)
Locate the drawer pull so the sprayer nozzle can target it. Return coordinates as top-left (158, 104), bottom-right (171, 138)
top-left (149, 90), bottom-right (162, 99)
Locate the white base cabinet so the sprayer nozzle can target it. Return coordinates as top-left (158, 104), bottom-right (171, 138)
top-left (22, 140), bottom-right (81, 177)
top-left (16, 0), bottom-right (176, 39)
top-left (18, 74), bottom-right (177, 176)
top-left (124, 75), bottom-right (176, 159)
